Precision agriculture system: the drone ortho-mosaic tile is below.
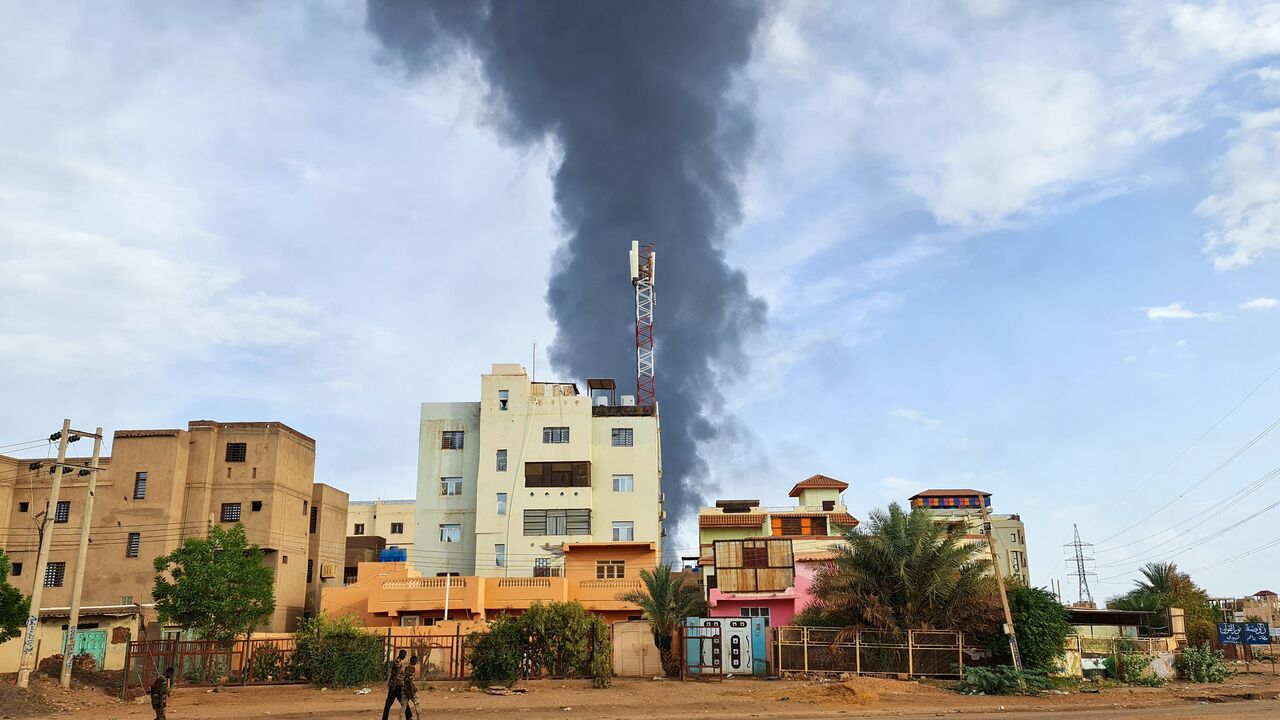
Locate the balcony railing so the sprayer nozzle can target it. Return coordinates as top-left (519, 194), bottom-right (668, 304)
top-left (496, 578), bottom-right (552, 588)
top-left (577, 579), bottom-right (641, 591)
top-left (382, 577), bottom-right (467, 590)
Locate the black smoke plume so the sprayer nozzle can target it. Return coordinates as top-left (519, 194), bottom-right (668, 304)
top-left (367, 0), bottom-right (766, 544)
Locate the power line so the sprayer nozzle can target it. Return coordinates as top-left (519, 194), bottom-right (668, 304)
top-left (1096, 496), bottom-right (1280, 570)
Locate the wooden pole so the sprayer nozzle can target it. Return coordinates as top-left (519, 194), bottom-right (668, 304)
top-left (61, 427), bottom-right (104, 688)
top-left (18, 419), bottom-right (72, 688)
top-left (980, 504), bottom-right (1023, 672)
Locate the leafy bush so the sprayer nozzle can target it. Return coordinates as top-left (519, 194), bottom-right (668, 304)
top-left (956, 665), bottom-right (1052, 695)
top-left (250, 643), bottom-right (286, 681)
top-left (468, 602), bottom-right (612, 688)
top-left (290, 615), bottom-right (386, 687)
top-left (1177, 643), bottom-right (1229, 683)
top-left (791, 605), bottom-right (840, 627)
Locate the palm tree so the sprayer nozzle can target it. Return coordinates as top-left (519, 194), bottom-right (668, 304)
top-left (807, 503), bottom-right (1001, 636)
top-left (617, 566), bottom-right (708, 676)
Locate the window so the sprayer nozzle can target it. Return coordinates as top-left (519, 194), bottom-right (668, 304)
top-left (126, 532), bottom-right (141, 558)
top-left (775, 516), bottom-right (828, 536)
top-left (344, 566), bottom-right (358, 585)
top-left (596, 560), bottom-right (625, 579)
top-left (11, 562), bottom-right (21, 576)
top-left (303, 500), bottom-right (308, 516)
top-left (17, 502), bottom-right (28, 513)
top-left (307, 559), bottom-right (314, 583)
top-left (54, 500), bottom-right (70, 523)
top-left (44, 561), bottom-right (65, 587)
top-left (391, 522), bottom-right (404, 535)
top-left (524, 461), bottom-right (590, 487)
top-left (534, 558), bottom-right (553, 577)
top-left (225, 442), bottom-right (247, 462)
top-left (1012, 552), bottom-right (1021, 572)
top-left (221, 503), bottom-right (242, 522)
top-left (496, 493), bottom-right (507, 516)
top-left (542, 426), bottom-right (570, 444)
top-left (611, 428), bottom-right (634, 447)
top-left (252, 467), bottom-right (257, 479)
top-left (1010, 532), bottom-right (1017, 543)
top-left (498, 389), bottom-right (509, 411)
top-left (251, 500), bottom-right (263, 512)
top-left (133, 472), bottom-right (148, 500)
top-left (353, 523), bottom-right (365, 535)
top-left (441, 431), bottom-right (464, 449)
top-left (282, 555), bottom-right (288, 564)
top-left (612, 475), bottom-right (634, 493)
top-left (740, 607), bottom-right (771, 625)
top-left (523, 508), bottom-right (590, 536)
top-left (496, 449), bottom-right (508, 472)
top-left (439, 524), bottom-right (462, 543)
top-left (121, 595), bottom-right (134, 606)
top-left (821, 500), bottom-right (835, 512)
top-left (441, 477), bottom-right (463, 496)
top-left (742, 545), bottom-right (768, 569)
top-left (310, 506), bottom-right (318, 533)
top-left (495, 544), bottom-right (506, 567)
top-left (612, 521), bottom-right (635, 541)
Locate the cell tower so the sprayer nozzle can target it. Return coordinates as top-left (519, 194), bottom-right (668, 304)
top-left (629, 240), bottom-right (656, 406)
top-left (1064, 524), bottom-right (1097, 607)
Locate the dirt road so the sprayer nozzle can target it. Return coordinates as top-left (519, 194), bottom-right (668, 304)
top-left (27, 672), bottom-right (1280, 720)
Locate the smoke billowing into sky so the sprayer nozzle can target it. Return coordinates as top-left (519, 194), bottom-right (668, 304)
top-left (367, 0), bottom-right (767, 534)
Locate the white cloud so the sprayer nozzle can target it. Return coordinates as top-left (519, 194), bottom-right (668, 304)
top-left (879, 476), bottom-right (917, 492)
top-left (1197, 113), bottom-right (1280, 270)
top-left (888, 407), bottom-right (943, 430)
top-left (1240, 297), bottom-right (1280, 310)
top-left (1144, 302), bottom-right (1220, 320)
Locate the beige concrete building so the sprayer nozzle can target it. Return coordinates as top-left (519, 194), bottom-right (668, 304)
top-left (0, 420), bottom-right (348, 670)
top-left (344, 499), bottom-right (415, 583)
top-left (416, 364), bottom-right (663, 577)
top-left (909, 489), bottom-right (1029, 584)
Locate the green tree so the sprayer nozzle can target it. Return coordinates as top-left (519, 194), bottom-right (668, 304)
top-left (807, 503), bottom-right (1001, 635)
top-left (1108, 562), bottom-right (1216, 645)
top-left (617, 566), bottom-right (708, 677)
top-left (986, 585), bottom-right (1071, 671)
top-left (0, 550), bottom-right (30, 643)
top-left (152, 523), bottom-right (276, 646)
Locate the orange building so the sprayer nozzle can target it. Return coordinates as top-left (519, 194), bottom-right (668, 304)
top-left (322, 541), bottom-right (656, 625)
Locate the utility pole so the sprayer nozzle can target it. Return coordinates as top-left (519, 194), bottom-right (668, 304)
top-left (980, 502), bottom-right (1023, 672)
top-left (1064, 524), bottom-right (1096, 607)
top-left (17, 419), bottom-right (71, 688)
top-left (61, 426), bottom-right (104, 688)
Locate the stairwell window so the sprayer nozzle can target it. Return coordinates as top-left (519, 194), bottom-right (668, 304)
top-left (542, 426), bottom-right (570, 444)
top-left (610, 428), bottom-right (634, 447)
top-left (496, 449), bottom-right (508, 472)
top-left (309, 506), bottom-right (318, 533)
top-left (225, 442), bottom-right (247, 462)
top-left (495, 544), bottom-right (506, 567)
top-left (612, 521), bottom-right (634, 542)
top-left (133, 472), bottom-right (148, 500)
top-left (441, 477), bottom-right (463, 496)
top-left (54, 500), bottom-right (70, 523)
top-left (439, 524), bottom-right (461, 543)
top-left (391, 522), bottom-right (404, 534)
top-left (498, 389), bottom-right (509, 411)
top-left (307, 559), bottom-right (314, 583)
top-left (496, 493), bottom-right (507, 516)
top-left (44, 561), bottom-right (65, 587)
top-left (354, 523), bottom-right (365, 535)
top-left (612, 475), bottom-right (634, 493)
top-left (126, 533), bottom-right (141, 558)
top-left (441, 431), bottom-right (464, 449)
top-left (221, 503), bottom-right (242, 522)
top-left (11, 563), bottom-right (21, 576)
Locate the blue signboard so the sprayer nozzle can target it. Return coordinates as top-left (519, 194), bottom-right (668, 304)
top-left (1243, 622), bottom-right (1270, 645)
top-left (1217, 622), bottom-right (1243, 644)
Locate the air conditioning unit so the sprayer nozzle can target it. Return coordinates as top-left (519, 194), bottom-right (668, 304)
top-left (619, 395), bottom-right (636, 406)
top-left (320, 563), bottom-right (338, 579)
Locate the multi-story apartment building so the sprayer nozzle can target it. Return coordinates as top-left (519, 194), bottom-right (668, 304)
top-left (908, 489), bottom-right (1029, 585)
top-left (696, 475), bottom-right (859, 626)
top-left (344, 499), bottom-right (416, 584)
top-left (416, 363), bottom-right (662, 577)
top-left (0, 420), bottom-right (348, 659)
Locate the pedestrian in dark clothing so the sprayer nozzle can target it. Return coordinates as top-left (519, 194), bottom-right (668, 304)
top-left (381, 650), bottom-right (408, 720)
top-left (401, 655), bottom-right (420, 720)
top-left (151, 667), bottom-right (174, 720)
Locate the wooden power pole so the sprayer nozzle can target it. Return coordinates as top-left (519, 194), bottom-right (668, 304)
top-left (980, 503), bottom-right (1023, 672)
top-left (17, 419), bottom-right (71, 688)
top-left (61, 426), bottom-right (104, 688)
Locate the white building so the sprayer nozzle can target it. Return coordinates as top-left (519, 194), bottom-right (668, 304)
top-left (416, 363), bottom-right (663, 577)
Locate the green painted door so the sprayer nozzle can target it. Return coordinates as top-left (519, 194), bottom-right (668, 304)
top-left (61, 629), bottom-right (108, 668)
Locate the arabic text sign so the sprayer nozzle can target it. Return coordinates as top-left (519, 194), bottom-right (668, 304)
top-left (1243, 623), bottom-right (1270, 645)
top-left (1217, 622), bottom-right (1243, 644)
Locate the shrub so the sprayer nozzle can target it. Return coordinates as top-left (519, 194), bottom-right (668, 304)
top-left (1177, 643), bottom-right (1229, 683)
top-left (468, 614), bottom-right (524, 688)
top-left (956, 665), bottom-right (1052, 695)
top-left (467, 602), bottom-right (612, 688)
top-left (250, 643), bottom-right (286, 681)
top-left (290, 615), bottom-right (386, 687)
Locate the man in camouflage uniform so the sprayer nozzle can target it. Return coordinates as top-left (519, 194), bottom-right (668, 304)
top-left (150, 667), bottom-right (174, 720)
top-left (401, 655), bottom-right (420, 720)
top-left (381, 649), bottom-right (408, 720)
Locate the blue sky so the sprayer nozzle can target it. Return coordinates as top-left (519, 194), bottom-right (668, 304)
top-left (2, 1), bottom-right (1279, 598)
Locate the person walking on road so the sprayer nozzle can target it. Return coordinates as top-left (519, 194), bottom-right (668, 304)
top-left (401, 655), bottom-right (421, 720)
top-left (381, 650), bottom-right (408, 720)
top-left (150, 667), bottom-right (174, 720)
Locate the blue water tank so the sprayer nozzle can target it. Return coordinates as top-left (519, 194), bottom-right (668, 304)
top-left (380, 546), bottom-right (408, 562)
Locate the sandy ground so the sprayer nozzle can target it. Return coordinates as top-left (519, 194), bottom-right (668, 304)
top-left (14, 671), bottom-right (1280, 720)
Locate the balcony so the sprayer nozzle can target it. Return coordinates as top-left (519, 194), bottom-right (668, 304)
top-left (486, 576), bottom-right (568, 609)
top-left (371, 576), bottom-right (480, 616)
top-left (573, 578), bottom-right (642, 610)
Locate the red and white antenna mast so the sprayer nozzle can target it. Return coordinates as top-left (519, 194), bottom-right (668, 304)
top-left (629, 240), bottom-right (656, 406)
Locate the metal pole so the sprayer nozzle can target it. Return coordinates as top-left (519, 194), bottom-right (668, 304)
top-left (61, 426), bottom-right (103, 688)
top-left (980, 504), bottom-right (1023, 672)
top-left (443, 575), bottom-right (451, 621)
top-left (18, 419), bottom-right (71, 688)
top-left (908, 630), bottom-right (915, 677)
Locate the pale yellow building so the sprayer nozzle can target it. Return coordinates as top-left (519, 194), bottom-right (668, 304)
top-left (909, 489), bottom-right (1029, 585)
top-left (416, 364), bottom-right (663, 577)
top-left (347, 499), bottom-right (416, 549)
top-left (0, 420), bottom-right (348, 671)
